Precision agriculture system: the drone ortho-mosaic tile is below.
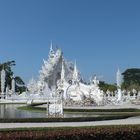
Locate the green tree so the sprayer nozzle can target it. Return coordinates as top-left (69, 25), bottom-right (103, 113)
top-left (15, 76), bottom-right (26, 93)
top-left (99, 81), bottom-right (117, 93)
top-left (0, 61), bottom-right (26, 93)
top-left (122, 68), bottom-right (140, 90)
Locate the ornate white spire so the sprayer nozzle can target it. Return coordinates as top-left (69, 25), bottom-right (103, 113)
top-left (116, 68), bottom-right (122, 102)
top-left (49, 41), bottom-right (55, 58)
top-left (116, 68), bottom-right (122, 88)
top-left (61, 60), bottom-right (65, 82)
top-left (73, 60), bottom-right (79, 83)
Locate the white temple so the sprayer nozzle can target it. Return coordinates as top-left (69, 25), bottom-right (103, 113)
top-left (0, 43), bottom-right (139, 106)
top-left (27, 43), bottom-right (104, 105)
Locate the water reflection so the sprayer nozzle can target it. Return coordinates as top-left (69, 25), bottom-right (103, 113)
top-left (0, 104), bottom-right (98, 118)
top-left (0, 104), bottom-right (45, 118)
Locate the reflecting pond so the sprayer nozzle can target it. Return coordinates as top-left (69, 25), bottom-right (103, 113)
top-left (0, 104), bottom-right (99, 118)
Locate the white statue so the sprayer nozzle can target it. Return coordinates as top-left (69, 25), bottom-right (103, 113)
top-left (92, 75), bottom-right (99, 87)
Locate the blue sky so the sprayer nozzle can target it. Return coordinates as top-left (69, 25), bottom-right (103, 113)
top-left (0, 0), bottom-right (140, 84)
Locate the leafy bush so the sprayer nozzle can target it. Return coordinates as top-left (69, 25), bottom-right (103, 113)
top-left (0, 125), bottom-right (140, 140)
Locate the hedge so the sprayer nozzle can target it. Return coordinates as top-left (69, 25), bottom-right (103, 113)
top-left (0, 125), bottom-right (140, 140)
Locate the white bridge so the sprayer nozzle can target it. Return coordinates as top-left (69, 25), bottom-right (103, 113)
top-left (0, 95), bottom-right (62, 106)
top-left (26, 97), bottom-right (62, 105)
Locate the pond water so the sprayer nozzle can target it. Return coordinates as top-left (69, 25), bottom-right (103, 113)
top-left (0, 104), bottom-right (98, 118)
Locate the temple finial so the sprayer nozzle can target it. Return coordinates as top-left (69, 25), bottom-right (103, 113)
top-left (50, 40), bottom-right (53, 52)
top-left (49, 40), bottom-right (55, 58)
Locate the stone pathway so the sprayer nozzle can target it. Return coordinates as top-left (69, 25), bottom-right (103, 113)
top-left (0, 117), bottom-right (140, 129)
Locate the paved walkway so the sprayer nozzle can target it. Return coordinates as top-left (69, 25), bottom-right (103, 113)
top-left (0, 117), bottom-right (140, 129)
